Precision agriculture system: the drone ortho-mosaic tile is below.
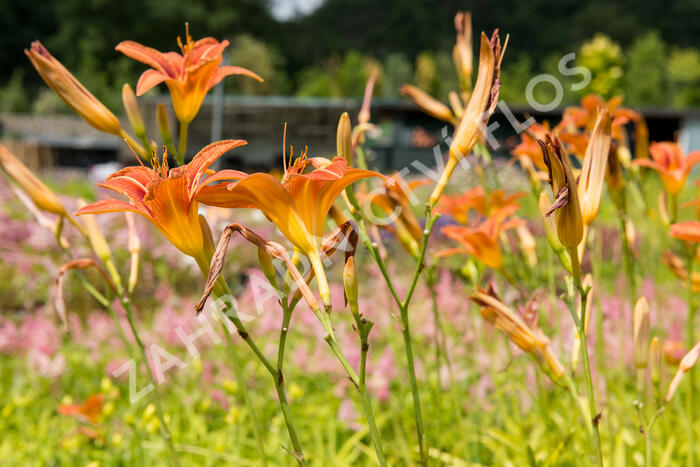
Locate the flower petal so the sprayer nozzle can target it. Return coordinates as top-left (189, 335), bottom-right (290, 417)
top-left (115, 41), bottom-right (176, 76)
top-left (75, 199), bottom-right (150, 220)
top-left (136, 69), bottom-right (169, 96)
top-left (207, 65), bottom-right (263, 91)
top-left (670, 221), bottom-right (700, 243)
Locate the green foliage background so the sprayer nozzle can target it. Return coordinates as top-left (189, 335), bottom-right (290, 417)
top-left (1, 0), bottom-right (699, 108)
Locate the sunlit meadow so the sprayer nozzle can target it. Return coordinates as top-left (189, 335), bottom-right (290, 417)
top-left (1, 9), bottom-right (699, 467)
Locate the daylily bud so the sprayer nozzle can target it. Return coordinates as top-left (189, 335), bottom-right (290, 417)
top-left (358, 68), bottom-right (379, 125)
top-left (539, 192), bottom-right (562, 251)
top-left (658, 191), bottom-right (670, 225)
top-left (539, 134), bottom-right (583, 249)
top-left (258, 248), bottom-right (278, 289)
top-left (471, 284), bottom-right (565, 381)
top-left (650, 337), bottom-right (661, 385)
top-left (25, 41), bottom-right (123, 136)
top-left (199, 215), bottom-right (216, 261)
top-left (538, 191), bottom-right (572, 273)
top-left (516, 224), bottom-right (537, 267)
top-left (125, 212), bottom-right (140, 293)
top-left (448, 91), bottom-right (464, 120)
top-left (77, 200), bottom-right (112, 263)
top-left (625, 218), bottom-right (636, 252)
top-left (606, 144), bottom-right (623, 195)
top-left (578, 109), bottom-right (611, 226)
top-left (337, 112), bottom-right (353, 164)
top-left (157, 104), bottom-right (177, 157)
top-left (343, 257), bottom-right (359, 316)
top-left (635, 117), bottom-right (649, 161)
top-left (79, 199), bottom-right (122, 291)
top-left (430, 31), bottom-right (505, 206)
top-left (665, 341), bottom-right (700, 402)
top-left (122, 83), bottom-right (146, 141)
top-left (78, 199), bottom-right (123, 292)
top-left (453, 11), bottom-right (473, 93)
top-left (0, 145), bottom-right (68, 217)
top-left (400, 84), bottom-right (455, 124)
top-left (633, 297), bottom-right (650, 369)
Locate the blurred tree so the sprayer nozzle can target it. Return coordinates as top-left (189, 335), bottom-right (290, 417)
top-left (577, 34), bottom-right (624, 99)
top-left (625, 31), bottom-right (667, 106)
top-left (0, 70), bottom-right (29, 113)
top-left (381, 53), bottom-right (412, 98)
top-left (414, 52), bottom-right (437, 96)
top-left (296, 66), bottom-right (333, 97)
top-left (433, 51), bottom-right (460, 103)
top-left (337, 51), bottom-right (369, 97)
top-left (668, 48), bottom-right (700, 107)
top-left (498, 55), bottom-right (533, 105)
top-left (228, 35), bottom-right (289, 95)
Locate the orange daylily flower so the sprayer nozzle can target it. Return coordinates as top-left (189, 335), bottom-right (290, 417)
top-left (559, 94), bottom-right (640, 140)
top-left (670, 221), bottom-right (700, 243)
top-left (196, 151), bottom-right (383, 306)
top-left (76, 140), bottom-right (247, 263)
top-left (116, 28), bottom-right (262, 124)
top-left (436, 186), bottom-right (524, 224)
top-left (58, 394), bottom-right (104, 424)
top-left (438, 209), bottom-right (524, 269)
top-left (632, 142), bottom-right (700, 195)
top-left (557, 94), bottom-right (650, 174)
top-left (512, 122), bottom-right (551, 171)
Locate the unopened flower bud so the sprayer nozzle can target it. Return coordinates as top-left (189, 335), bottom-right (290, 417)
top-left (400, 84), bottom-right (455, 124)
top-left (125, 212), bottom-right (140, 293)
top-left (539, 134), bottom-right (583, 249)
top-left (448, 91), bottom-right (464, 120)
top-left (26, 41), bottom-right (122, 136)
top-left (665, 341), bottom-right (700, 402)
top-left (578, 109), bottom-right (611, 226)
top-left (633, 297), bottom-right (650, 369)
top-left (516, 224), bottom-right (537, 268)
top-left (78, 199), bottom-right (112, 263)
top-left (0, 145), bottom-right (68, 217)
top-left (122, 83), bottom-right (146, 140)
top-left (257, 247), bottom-right (278, 289)
top-left (337, 112), bottom-right (353, 165)
top-left (343, 256), bottom-right (359, 316)
top-left (650, 337), bottom-right (661, 385)
top-left (157, 104), bottom-right (176, 156)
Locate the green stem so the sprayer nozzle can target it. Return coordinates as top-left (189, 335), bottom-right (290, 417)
top-left (322, 333), bottom-right (387, 467)
top-left (685, 247), bottom-right (695, 467)
top-left (194, 254), bottom-right (305, 464)
top-left (221, 321), bottom-right (267, 466)
top-left (355, 144), bottom-right (369, 170)
top-left (426, 267), bottom-right (453, 389)
top-left (576, 288), bottom-right (604, 467)
top-left (177, 120), bottom-right (189, 165)
top-left (219, 297), bottom-right (306, 465)
top-left (617, 193), bottom-right (637, 303)
top-left (122, 297), bottom-right (181, 466)
top-left (346, 183), bottom-right (436, 466)
top-left (670, 193), bottom-right (679, 225)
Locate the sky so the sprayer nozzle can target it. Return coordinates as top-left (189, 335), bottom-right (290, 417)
top-left (270, 0), bottom-right (324, 20)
